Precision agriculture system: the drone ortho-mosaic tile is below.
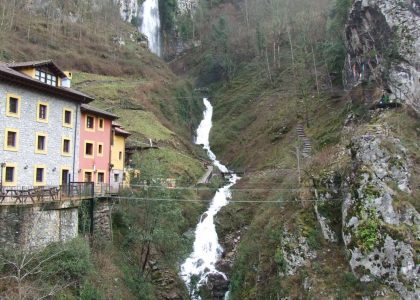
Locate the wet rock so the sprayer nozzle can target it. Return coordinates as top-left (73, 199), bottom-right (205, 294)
top-left (205, 273), bottom-right (230, 299)
top-left (216, 230), bottom-right (242, 274)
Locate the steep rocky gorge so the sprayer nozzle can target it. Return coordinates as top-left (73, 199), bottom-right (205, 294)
top-left (312, 0), bottom-right (420, 297)
top-left (207, 0), bottom-right (419, 298)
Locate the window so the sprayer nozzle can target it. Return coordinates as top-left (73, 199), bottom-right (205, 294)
top-left (63, 109), bottom-right (73, 127)
top-left (61, 168), bottom-right (70, 185)
top-left (7, 131), bottom-right (16, 147)
top-left (86, 115), bottom-right (95, 130)
top-left (84, 172), bottom-right (93, 182)
top-left (35, 70), bottom-right (57, 86)
top-left (98, 143), bottom-right (103, 156)
top-left (35, 134), bottom-right (47, 154)
top-left (62, 138), bottom-right (71, 155)
top-left (37, 102), bottom-right (48, 123)
top-left (4, 129), bottom-right (19, 151)
top-left (39, 105), bottom-right (47, 119)
top-left (3, 164), bottom-right (17, 186)
top-left (85, 142), bottom-right (94, 157)
top-left (34, 166), bottom-right (46, 185)
top-left (119, 151), bottom-right (122, 160)
top-left (9, 98), bottom-right (18, 113)
top-left (5, 167), bottom-right (14, 183)
top-left (98, 118), bottom-right (104, 131)
top-left (6, 94), bottom-right (20, 117)
top-left (97, 172), bottom-right (105, 183)
top-left (36, 168), bottom-right (44, 182)
top-left (114, 174), bottom-right (119, 182)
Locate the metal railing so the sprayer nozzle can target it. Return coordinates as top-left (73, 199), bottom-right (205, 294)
top-left (0, 182), bottom-right (107, 205)
top-left (0, 181), bottom-right (128, 206)
top-left (94, 183), bottom-right (120, 196)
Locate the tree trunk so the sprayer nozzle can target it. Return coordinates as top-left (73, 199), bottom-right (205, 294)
top-left (311, 43), bottom-right (320, 97)
top-left (286, 25), bottom-right (295, 75)
top-left (265, 47), bottom-right (273, 84)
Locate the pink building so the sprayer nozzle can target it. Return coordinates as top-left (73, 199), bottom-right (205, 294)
top-left (78, 104), bottom-right (118, 184)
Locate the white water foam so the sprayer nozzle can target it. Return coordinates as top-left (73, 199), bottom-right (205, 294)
top-left (140, 0), bottom-right (161, 56)
top-left (180, 98), bottom-right (239, 299)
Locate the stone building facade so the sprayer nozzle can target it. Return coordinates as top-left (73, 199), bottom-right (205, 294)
top-left (0, 83), bottom-right (81, 186)
top-left (0, 60), bottom-right (93, 187)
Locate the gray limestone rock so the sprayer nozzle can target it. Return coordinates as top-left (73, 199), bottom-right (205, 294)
top-left (343, 0), bottom-right (420, 112)
top-left (280, 230), bottom-right (317, 276)
top-left (342, 131), bottom-right (419, 298)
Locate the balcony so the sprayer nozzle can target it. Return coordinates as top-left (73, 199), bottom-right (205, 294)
top-left (0, 182), bottom-right (119, 206)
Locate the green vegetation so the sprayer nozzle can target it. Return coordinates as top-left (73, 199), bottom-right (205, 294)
top-left (323, 0), bottom-right (353, 77)
top-left (274, 247), bottom-right (287, 273)
top-left (159, 0), bottom-right (178, 32)
top-left (72, 72), bottom-right (203, 142)
top-left (117, 110), bottom-right (175, 141)
top-left (355, 214), bottom-right (380, 252)
top-left (0, 238), bottom-right (94, 299)
top-left (109, 151), bottom-right (208, 299)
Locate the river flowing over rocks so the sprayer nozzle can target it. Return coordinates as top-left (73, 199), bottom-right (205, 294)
top-left (180, 98), bottom-right (239, 299)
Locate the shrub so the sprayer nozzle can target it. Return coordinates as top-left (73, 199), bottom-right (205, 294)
top-left (80, 281), bottom-right (104, 300)
top-left (42, 238), bottom-right (93, 282)
top-left (274, 247), bottom-right (287, 273)
top-left (355, 215), bottom-right (380, 252)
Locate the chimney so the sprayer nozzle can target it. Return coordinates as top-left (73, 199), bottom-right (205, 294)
top-left (62, 71), bottom-right (72, 88)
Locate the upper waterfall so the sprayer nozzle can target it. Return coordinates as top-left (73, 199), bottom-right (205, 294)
top-left (140, 0), bottom-right (162, 56)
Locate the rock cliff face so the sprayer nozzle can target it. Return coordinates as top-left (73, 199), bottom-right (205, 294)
top-left (343, 129), bottom-right (419, 298)
top-left (314, 125), bottom-right (419, 298)
top-left (115, 0), bottom-right (140, 23)
top-left (177, 0), bottom-right (198, 14)
top-left (343, 0), bottom-right (420, 112)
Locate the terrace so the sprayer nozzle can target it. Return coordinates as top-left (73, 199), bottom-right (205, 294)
top-left (0, 182), bottom-right (119, 206)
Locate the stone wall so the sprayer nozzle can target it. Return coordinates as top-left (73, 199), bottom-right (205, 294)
top-left (0, 198), bottom-right (114, 249)
top-left (92, 199), bottom-right (112, 239)
top-left (0, 204), bottom-right (79, 250)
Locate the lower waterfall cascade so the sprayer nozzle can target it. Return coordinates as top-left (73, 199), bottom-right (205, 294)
top-left (180, 98), bottom-right (239, 299)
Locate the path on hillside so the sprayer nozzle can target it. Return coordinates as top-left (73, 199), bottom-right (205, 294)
top-left (197, 165), bottom-right (214, 184)
top-left (296, 123), bottom-right (312, 157)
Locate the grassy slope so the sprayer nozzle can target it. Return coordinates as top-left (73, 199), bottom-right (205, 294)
top-left (0, 9), bottom-right (164, 77)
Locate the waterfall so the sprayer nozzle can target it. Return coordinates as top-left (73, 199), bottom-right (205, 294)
top-left (140, 0), bottom-right (161, 56)
top-left (180, 98), bottom-right (239, 299)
